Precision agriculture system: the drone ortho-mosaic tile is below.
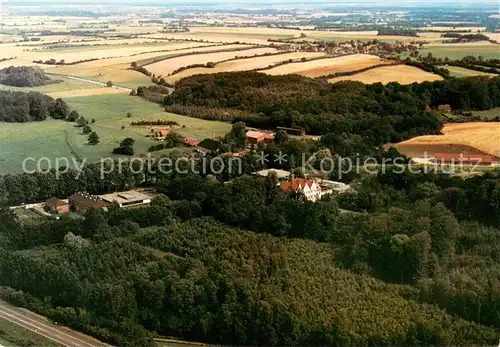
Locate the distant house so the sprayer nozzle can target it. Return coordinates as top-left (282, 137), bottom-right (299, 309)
top-left (437, 104), bottom-right (452, 112)
top-left (280, 178), bottom-right (322, 202)
top-left (253, 169), bottom-right (291, 180)
top-left (154, 129), bottom-right (168, 140)
top-left (68, 192), bottom-right (109, 214)
top-left (44, 197), bottom-right (68, 214)
top-left (182, 137), bottom-right (200, 147)
top-left (245, 130), bottom-right (275, 146)
top-left (432, 153), bottom-right (493, 166)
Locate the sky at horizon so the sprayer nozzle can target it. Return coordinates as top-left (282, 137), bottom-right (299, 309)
top-left (3, 0), bottom-right (499, 4)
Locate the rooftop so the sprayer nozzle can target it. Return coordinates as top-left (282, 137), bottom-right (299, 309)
top-left (281, 178), bottom-right (315, 192)
top-left (253, 169), bottom-right (290, 179)
top-left (99, 190), bottom-right (152, 205)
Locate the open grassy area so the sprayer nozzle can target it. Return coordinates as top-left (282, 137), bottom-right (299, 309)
top-left (444, 66), bottom-right (498, 78)
top-left (470, 107), bottom-right (500, 120)
top-left (421, 44), bottom-right (500, 59)
top-left (0, 94), bottom-right (231, 174)
top-left (0, 74), bottom-right (101, 93)
top-left (0, 316), bottom-right (59, 347)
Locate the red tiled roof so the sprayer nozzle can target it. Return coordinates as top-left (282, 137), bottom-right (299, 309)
top-left (433, 153), bottom-right (493, 163)
top-left (156, 129), bottom-right (168, 137)
top-left (280, 178), bottom-right (315, 192)
top-left (246, 130), bottom-right (266, 140)
top-left (183, 137), bottom-right (200, 146)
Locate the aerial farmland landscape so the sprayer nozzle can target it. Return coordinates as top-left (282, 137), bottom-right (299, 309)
top-left (0, 0), bottom-right (499, 346)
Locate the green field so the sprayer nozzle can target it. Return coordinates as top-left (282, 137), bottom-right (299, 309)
top-left (444, 65), bottom-right (498, 78)
top-left (421, 45), bottom-right (500, 59)
top-left (470, 107), bottom-right (500, 120)
top-left (0, 94), bottom-right (231, 174)
top-left (0, 316), bottom-right (59, 347)
top-left (0, 74), bottom-right (101, 93)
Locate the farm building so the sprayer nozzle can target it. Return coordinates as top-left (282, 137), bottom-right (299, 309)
top-left (281, 178), bottom-right (322, 202)
top-left (438, 104), bottom-right (452, 112)
top-left (154, 129), bottom-right (168, 140)
top-left (183, 137), bottom-right (200, 147)
top-left (99, 190), bottom-right (152, 208)
top-left (245, 130), bottom-right (275, 146)
top-left (45, 197), bottom-right (69, 214)
top-left (69, 192), bottom-right (109, 214)
top-left (432, 153), bottom-right (493, 166)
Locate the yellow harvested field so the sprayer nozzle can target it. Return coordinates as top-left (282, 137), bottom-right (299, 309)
top-left (262, 54), bottom-right (388, 78)
top-left (395, 122), bottom-right (500, 158)
top-left (46, 87), bottom-right (127, 98)
top-left (166, 51), bottom-right (327, 82)
top-left (45, 43), bottom-right (246, 77)
top-left (0, 40), bottom-right (216, 64)
top-left (145, 47), bottom-right (277, 76)
top-left (328, 65), bottom-right (443, 85)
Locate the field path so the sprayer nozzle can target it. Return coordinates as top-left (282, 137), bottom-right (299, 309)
top-left (50, 73), bottom-right (133, 92)
top-left (0, 300), bottom-right (110, 347)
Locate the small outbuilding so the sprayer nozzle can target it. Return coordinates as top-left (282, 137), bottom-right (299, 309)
top-left (45, 197), bottom-right (69, 214)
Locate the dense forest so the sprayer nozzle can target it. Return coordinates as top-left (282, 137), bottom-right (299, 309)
top-left (0, 66), bottom-right (60, 87)
top-left (0, 90), bottom-right (69, 122)
top-left (160, 72), bottom-right (500, 143)
top-left (0, 161), bottom-right (499, 346)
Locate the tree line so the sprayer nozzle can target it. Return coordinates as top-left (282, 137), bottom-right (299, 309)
top-left (162, 72), bottom-right (500, 143)
top-left (0, 66), bottom-right (60, 87)
top-left (0, 90), bottom-right (69, 122)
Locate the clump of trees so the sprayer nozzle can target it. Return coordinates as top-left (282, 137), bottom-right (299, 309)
top-left (0, 91), bottom-right (69, 122)
top-left (0, 66), bottom-right (60, 87)
top-left (88, 131), bottom-right (99, 145)
top-left (112, 137), bottom-right (135, 155)
top-left (130, 120), bottom-right (178, 126)
top-left (377, 27), bottom-right (418, 37)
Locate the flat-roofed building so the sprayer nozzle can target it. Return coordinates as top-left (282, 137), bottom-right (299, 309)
top-left (253, 169), bottom-right (291, 180)
top-left (99, 190), bottom-right (152, 208)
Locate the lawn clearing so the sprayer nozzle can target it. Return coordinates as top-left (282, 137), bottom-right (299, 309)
top-left (166, 51), bottom-right (327, 83)
top-left (444, 66), bottom-right (498, 78)
top-left (470, 107), bottom-right (500, 120)
top-left (145, 47), bottom-right (277, 76)
top-left (46, 87), bottom-right (128, 98)
top-left (1, 94), bottom-right (231, 174)
top-left (0, 74), bottom-right (101, 93)
top-left (328, 65), bottom-right (443, 85)
top-left (261, 54), bottom-right (389, 78)
top-left (393, 122), bottom-right (500, 158)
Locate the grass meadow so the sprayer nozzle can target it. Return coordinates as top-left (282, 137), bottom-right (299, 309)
top-left (421, 45), bottom-right (500, 60)
top-left (0, 93), bottom-right (231, 174)
top-left (0, 94), bottom-right (231, 174)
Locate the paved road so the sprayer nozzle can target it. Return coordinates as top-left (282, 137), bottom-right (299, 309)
top-left (0, 300), bottom-right (110, 347)
top-left (49, 73), bottom-right (132, 92)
